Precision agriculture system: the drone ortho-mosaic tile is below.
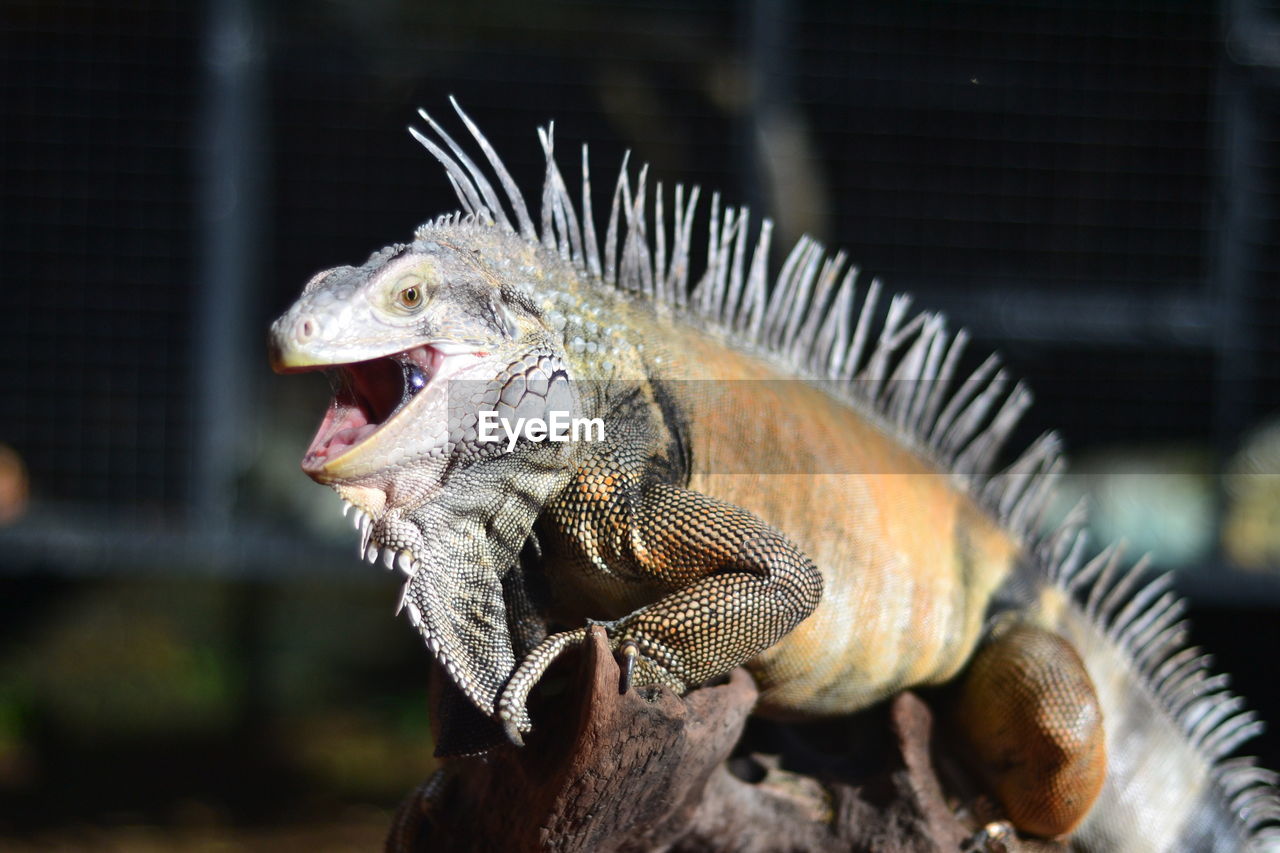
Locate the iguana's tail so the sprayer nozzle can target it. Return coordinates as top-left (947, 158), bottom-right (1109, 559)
top-left (1034, 531), bottom-right (1280, 851)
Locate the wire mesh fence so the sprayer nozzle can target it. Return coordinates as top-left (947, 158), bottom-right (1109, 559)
top-left (2, 0), bottom-right (1280, 838)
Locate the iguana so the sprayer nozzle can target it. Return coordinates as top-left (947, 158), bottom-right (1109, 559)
top-left (269, 100), bottom-right (1280, 850)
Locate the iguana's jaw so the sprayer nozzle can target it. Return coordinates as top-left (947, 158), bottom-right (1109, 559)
top-left (277, 341), bottom-right (486, 483)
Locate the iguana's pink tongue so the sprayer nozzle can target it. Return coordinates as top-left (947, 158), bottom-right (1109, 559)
top-left (303, 404), bottom-right (377, 470)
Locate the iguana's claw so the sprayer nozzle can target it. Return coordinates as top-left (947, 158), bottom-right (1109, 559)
top-left (618, 640), bottom-right (639, 693)
top-left (498, 711), bottom-right (526, 747)
top-left (495, 691), bottom-right (534, 744)
top-left (963, 820), bottom-right (1017, 853)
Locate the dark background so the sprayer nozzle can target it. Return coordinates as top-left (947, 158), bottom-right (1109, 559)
top-left (2, 0), bottom-right (1279, 848)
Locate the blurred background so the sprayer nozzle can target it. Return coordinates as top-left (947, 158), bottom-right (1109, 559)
top-left (3, 0), bottom-right (1280, 848)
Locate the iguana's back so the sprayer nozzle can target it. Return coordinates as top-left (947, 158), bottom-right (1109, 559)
top-left (634, 317), bottom-right (1025, 716)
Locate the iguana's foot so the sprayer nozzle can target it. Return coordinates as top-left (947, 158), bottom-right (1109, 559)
top-left (496, 623), bottom-right (688, 744)
top-left (954, 622), bottom-right (1105, 839)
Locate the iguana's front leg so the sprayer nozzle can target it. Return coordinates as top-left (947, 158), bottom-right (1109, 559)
top-left (497, 481), bottom-right (823, 741)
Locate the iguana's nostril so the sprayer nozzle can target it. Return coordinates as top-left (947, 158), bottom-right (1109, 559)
top-left (297, 318), bottom-right (316, 341)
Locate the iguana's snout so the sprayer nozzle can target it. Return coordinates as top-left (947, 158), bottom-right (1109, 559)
top-left (269, 308), bottom-right (372, 374)
top-left (267, 253), bottom-right (412, 374)
top-left (268, 310), bottom-right (326, 373)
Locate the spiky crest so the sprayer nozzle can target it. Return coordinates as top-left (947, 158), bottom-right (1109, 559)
top-left (408, 100), bottom-right (1280, 847)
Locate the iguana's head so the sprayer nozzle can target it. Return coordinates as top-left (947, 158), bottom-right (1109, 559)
top-left (272, 230), bottom-right (585, 725)
top-left (270, 233), bottom-right (576, 518)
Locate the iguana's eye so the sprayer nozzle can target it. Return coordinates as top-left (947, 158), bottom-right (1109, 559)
top-left (399, 285), bottom-right (423, 310)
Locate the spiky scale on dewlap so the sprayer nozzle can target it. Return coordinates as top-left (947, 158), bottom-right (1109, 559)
top-left (268, 99), bottom-right (1280, 851)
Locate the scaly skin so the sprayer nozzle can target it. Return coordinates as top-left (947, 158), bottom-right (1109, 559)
top-left (272, 225), bottom-right (1091, 835)
top-left (270, 106), bottom-right (1280, 850)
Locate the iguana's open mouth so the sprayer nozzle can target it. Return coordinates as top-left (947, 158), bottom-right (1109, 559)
top-left (300, 344), bottom-right (454, 474)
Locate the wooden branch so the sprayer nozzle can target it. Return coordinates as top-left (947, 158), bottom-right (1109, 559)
top-left (389, 627), bottom-right (1065, 852)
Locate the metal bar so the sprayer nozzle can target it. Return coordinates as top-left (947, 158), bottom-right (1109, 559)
top-left (0, 513), bottom-right (366, 580)
top-left (913, 286), bottom-right (1218, 348)
top-left (1212, 0), bottom-right (1264, 459)
top-left (192, 0), bottom-right (266, 535)
top-left (742, 0), bottom-right (789, 215)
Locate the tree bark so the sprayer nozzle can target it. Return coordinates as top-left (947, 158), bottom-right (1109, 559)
top-left (389, 626), bottom-right (1065, 853)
